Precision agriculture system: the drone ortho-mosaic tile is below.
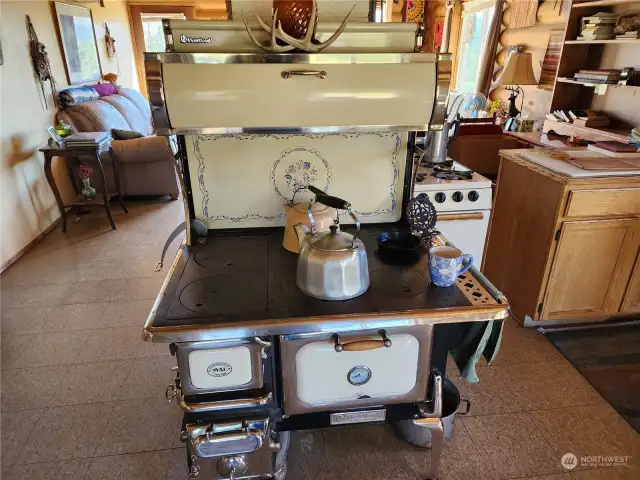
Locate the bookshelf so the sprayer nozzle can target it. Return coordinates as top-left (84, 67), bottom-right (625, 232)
top-left (564, 38), bottom-right (640, 44)
top-left (548, 0), bottom-right (640, 141)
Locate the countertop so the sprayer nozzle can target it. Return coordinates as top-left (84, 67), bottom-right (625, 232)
top-left (144, 226), bottom-right (508, 343)
top-left (500, 148), bottom-right (640, 179)
top-left (505, 130), bottom-right (586, 150)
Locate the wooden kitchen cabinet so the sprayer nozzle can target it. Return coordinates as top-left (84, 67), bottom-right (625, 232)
top-left (621, 256), bottom-right (640, 314)
top-left (483, 150), bottom-right (640, 326)
top-left (543, 219), bottom-right (639, 320)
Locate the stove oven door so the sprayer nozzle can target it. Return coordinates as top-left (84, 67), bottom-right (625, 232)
top-left (177, 338), bottom-right (269, 396)
top-left (280, 326), bottom-right (432, 415)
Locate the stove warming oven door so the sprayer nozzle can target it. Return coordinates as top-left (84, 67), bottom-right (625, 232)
top-left (280, 325), bottom-right (433, 416)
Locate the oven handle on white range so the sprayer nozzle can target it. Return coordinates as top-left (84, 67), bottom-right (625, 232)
top-left (332, 330), bottom-right (392, 352)
top-left (178, 392), bottom-right (273, 413)
top-left (436, 212), bottom-right (484, 221)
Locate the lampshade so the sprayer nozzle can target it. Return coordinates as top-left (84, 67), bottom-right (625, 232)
top-left (496, 48), bottom-right (538, 86)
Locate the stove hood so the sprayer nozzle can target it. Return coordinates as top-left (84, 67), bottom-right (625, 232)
top-left (145, 21), bottom-right (451, 135)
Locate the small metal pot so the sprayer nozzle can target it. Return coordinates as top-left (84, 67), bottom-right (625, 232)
top-left (294, 193), bottom-right (369, 301)
top-left (393, 377), bottom-right (470, 447)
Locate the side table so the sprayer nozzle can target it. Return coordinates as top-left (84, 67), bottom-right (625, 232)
top-left (40, 142), bottom-right (128, 232)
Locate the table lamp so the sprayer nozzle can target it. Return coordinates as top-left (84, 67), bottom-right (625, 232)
top-left (496, 45), bottom-right (537, 118)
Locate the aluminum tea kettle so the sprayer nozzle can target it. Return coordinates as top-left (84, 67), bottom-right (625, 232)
top-left (423, 115), bottom-right (460, 165)
top-left (294, 192), bottom-right (369, 301)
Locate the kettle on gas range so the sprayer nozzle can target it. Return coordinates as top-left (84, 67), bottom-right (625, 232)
top-left (282, 186), bottom-right (338, 254)
top-left (294, 192), bottom-right (369, 301)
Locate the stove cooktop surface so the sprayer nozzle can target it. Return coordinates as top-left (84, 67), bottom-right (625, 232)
top-left (414, 160), bottom-right (492, 191)
top-left (152, 225), bottom-right (474, 328)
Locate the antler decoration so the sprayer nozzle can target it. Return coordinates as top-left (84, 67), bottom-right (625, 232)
top-left (242, 1), bottom-right (355, 53)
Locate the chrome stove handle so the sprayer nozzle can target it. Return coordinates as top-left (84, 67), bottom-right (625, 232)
top-left (165, 367), bottom-right (180, 403)
top-left (179, 392), bottom-right (273, 413)
top-left (281, 70), bottom-right (327, 79)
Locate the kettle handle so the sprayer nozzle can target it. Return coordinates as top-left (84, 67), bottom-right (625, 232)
top-left (347, 209), bottom-right (361, 249)
top-left (448, 115), bottom-right (461, 146)
top-left (306, 201), bottom-right (317, 235)
top-left (313, 192), bottom-right (351, 211)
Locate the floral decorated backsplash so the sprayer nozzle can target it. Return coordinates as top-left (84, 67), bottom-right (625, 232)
top-left (186, 132), bottom-right (408, 229)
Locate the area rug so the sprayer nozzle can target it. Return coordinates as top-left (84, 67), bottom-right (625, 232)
top-left (543, 323), bottom-right (640, 433)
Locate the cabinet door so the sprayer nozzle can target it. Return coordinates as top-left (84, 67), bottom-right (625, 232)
top-left (542, 219), bottom-right (640, 321)
top-left (621, 254), bottom-right (640, 314)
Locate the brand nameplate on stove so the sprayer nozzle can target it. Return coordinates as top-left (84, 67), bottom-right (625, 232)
top-left (330, 409), bottom-right (386, 426)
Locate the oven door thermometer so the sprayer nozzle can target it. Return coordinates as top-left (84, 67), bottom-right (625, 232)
top-left (347, 366), bottom-right (372, 386)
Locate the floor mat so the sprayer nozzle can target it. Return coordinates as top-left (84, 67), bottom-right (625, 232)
top-left (544, 324), bottom-right (640, 432)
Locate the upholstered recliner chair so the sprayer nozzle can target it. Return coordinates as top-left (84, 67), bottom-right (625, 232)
top-left (56, 88), bottom-right (179, 199)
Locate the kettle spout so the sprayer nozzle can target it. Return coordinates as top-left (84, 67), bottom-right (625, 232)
top-left (293, 223), bottom-right (310, 248)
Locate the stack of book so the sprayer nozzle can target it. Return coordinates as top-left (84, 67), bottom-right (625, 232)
top-left (616, 30), bottom-right (640, 40)
top-left (62, 132), bottom-right (112, 148)
top-left (546, 109), bottom-right (610, 128)
top-left (573, 69), bottom-right (621, 84)
top-left (587, 141), bottom-right (640, 158)
top-left (571, 109), bottom-right (611, 128)
top-left (577, 12), bottom-right (617, 41)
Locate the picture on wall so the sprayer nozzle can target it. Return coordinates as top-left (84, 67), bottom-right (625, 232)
top-left (53, 2), bottom-right (102, 84)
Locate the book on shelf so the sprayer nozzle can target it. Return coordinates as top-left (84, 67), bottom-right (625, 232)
top-left (587, 144), bottom-right (640, 158)
top-left (572, 117), bottom-right (611, 128)
top-left (593, 141), bottom-right (639, 153)
top-left (616, 32), bottom-right (640, 39)
top-left (581, 12), bottom-right (618, 23)
top-left (576, 34), bottom-right (616, 40)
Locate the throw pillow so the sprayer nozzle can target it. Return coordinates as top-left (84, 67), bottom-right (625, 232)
top-left (111, 129), bottom-right (144, 140)
top-left (89, 82), bottom-right (118, 97)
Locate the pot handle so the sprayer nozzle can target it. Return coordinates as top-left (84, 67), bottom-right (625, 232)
top-left (458, 399), bottom-right (471, 415)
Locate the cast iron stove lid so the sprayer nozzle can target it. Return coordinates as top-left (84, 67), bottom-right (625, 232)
top-left (179, 274), bottom-right (267, 315)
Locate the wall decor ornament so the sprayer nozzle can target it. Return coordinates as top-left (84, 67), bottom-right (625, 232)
top-left (27, 15), bottom-right (58, 109)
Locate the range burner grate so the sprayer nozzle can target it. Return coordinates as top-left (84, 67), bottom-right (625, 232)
top-left (420, 159), bottom-right (454, 169)
top-left (431, 168), bottom-right (473, 181)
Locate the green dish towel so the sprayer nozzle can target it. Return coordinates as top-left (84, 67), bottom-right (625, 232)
top-left (450, 320), bottom-right (504, 383)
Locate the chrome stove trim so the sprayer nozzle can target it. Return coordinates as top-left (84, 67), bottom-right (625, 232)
top-left (144, 52), bottom-right (450, 135)
top-left (147, 52), bottom-right (439, 64)
top-left (176, 338), bottom-right (267, 395)
top-left (179, 392), bottom-right (273, 413)
top-left (144, 306), bottom-right (509, 343)
top-left (144, 55), bottom-right (171, 132)
top-left (429, 53), bottom-right (452, 132)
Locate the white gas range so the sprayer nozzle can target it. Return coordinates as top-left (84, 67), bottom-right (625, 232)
top-left (414, 160), bottom-right (492, 267)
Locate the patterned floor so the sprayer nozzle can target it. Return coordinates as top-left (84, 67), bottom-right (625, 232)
top-left (1, 198), bottom-right (639, 479)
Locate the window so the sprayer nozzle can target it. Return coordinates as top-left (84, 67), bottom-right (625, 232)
top-left (454, 0), bottom-right (496, 94)
top-left (141, 13), bottom-right (186, 52)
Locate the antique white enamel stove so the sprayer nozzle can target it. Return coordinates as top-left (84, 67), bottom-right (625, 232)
top-left (143, 12), bottom-right (508, 480)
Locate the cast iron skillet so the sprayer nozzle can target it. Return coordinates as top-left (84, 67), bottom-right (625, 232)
top-left (376, 231), bottom-right (424, 264)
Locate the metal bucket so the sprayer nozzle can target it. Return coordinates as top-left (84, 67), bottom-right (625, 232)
top-left (393, 377), bottom-right (470, 447)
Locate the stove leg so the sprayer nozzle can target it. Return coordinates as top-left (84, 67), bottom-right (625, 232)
top-left (186, 442), bottom-right (200, 478)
